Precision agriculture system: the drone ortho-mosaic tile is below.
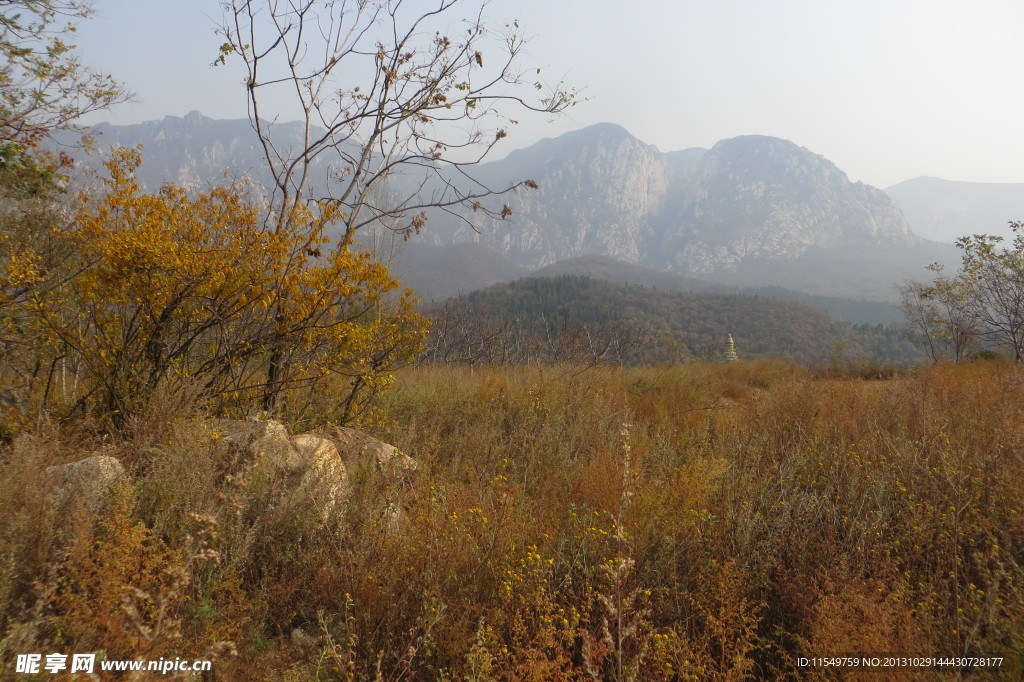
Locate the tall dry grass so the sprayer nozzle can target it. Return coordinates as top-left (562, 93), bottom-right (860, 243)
top-left (1, 358), bottom-right (1022, 679)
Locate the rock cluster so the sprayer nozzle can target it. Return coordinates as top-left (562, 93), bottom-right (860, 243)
top-left (44, 420), bottom-right (410, 522)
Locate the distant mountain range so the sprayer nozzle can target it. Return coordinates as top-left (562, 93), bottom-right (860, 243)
top-left (433, 125), bottom-right (922, 275)
top-left (69, 111), bottom-right (309, 191)
top-left (885, 177), bottom-right (1024, 243)
top-left (67, 112), bottom-right (981, 304)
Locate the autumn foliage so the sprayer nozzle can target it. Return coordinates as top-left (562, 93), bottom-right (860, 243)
top-left (6, 148), bottom-right (425, 426)
top-left (2, 5), bottom-right (1022, 674)
top-left (2, 360), bottom-right (1023, 678)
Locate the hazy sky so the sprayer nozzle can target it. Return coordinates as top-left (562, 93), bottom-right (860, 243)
top-left (73, 0), bottom-right (1024, 188)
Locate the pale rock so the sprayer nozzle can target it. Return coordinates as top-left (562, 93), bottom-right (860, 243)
top-left (205, 420), bottom-right (350, 519)
top-left (290, 433), bottom-right (348, 516)
top-left (290, 627), bottom-right (318, 649)
top-left (325, 426), bottom-right (418, 475)
top-left (207, 418), bottom-right (301, 470)
top-left (45, 455), bottom-right (125, 516)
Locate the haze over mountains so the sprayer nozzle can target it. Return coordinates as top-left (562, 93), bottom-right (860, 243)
top-left (445, 124), bottom-right (916, 271)
top-left (73, 111), bottom-right (310, 190)
top-left (885, 177), bottom-right (1024, 244)
top-left (68, 111), bottom-right (1019, 310)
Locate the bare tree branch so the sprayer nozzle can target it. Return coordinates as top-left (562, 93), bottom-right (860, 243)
top-left (216, 0), bottom-right (577, 241)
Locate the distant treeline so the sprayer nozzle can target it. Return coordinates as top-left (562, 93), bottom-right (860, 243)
top-left (420, 275), bottom-right (923, 366)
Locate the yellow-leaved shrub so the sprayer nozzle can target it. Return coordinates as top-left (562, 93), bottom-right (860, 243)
top-left (32, 147), bottom-right (425, 426)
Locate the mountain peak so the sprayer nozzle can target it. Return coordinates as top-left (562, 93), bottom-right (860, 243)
top-left (654, 132), bottom-right (914, 273)
top-left (698, 134), bottom-right (855, 193)
top-left (61, 115), bottom-right (924, 298)
top-left (709, 135), bottom-right (824, 165)
top-left (512, 122), bottom-right (642, 153)
top-left (572, 122), bottom-right (635, 140)
top-left (715, 134), bottom-right (795, 148)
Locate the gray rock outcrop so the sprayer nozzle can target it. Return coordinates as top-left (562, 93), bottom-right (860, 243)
top-left (45, 455), bottom-right (126, 517)
top-left (437, 126), bottom-right (916, 276)
top-left (325, 425), bottom-right (417, 476)
top-left (657, 135), bottom-right (914, 273)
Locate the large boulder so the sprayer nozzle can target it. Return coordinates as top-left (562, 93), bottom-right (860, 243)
top-left (205, 419), bottom-right (349, 519)
top-left (45, 455), bottom-right (126, 517)
top-left (289, 433), bottom-right (348, 517)
top-left (323, 427), bottom-right (418, 531)
top-left (325, 426), bottom-right (417, 475)
top-left (206, 418), bottom-right (301, 470)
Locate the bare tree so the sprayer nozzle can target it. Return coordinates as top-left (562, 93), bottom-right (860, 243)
top-left (898, 268), bottom-right (981, 363)
top-left (216, 0), bottom-right (576, 408)
top-left (897, 280), bottom-right (944, 362)
top-left (216, 0), bottom-right (577, 242)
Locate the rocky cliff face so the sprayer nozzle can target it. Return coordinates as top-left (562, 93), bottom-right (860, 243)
top-left (656, 136), bottom-right (915, 272)
top-left (70, 111), bottom-right (309, 191)
top-left (441, 123), bottom-right (672, 267)
top-left (438, 127), bottom-right (915, 274)
top-left (65, 113), bottom-right (918, 279)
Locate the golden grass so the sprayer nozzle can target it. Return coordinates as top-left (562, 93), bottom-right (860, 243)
top-left (1, 359), bottom-right (1022, 679)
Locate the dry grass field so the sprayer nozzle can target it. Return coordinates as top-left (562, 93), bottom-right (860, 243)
top-left (2, 359), bottom-right (1022, 679)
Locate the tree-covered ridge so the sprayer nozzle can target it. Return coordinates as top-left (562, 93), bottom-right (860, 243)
top-left (422, 275), bottom-right (922, 366)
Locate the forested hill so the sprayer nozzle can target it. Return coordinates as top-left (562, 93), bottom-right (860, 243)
top-left (421, 276), bottom-right (923, 366)
top-left (528, 254), bottom-right (906, 324)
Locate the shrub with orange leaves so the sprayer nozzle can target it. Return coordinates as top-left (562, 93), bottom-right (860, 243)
top-left (33, 147), bottom-right (425, 426)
